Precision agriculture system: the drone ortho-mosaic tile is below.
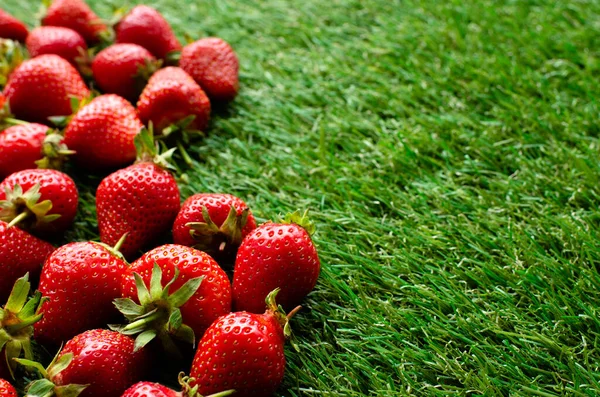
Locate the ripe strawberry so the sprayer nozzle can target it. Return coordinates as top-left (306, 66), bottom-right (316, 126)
top-left (190, 290), bottom-right (297, 397)
top-left (92, 44), bottom-right (159, 101)
top-left (122, 378), bottom-right (234, 397)
top-left (42, 0), bottom-right (107, 44)
top-left (34, 240), bottom-right (129, 346)
top-left (0, 124), bottom-right (71, 178)
top-left (116, 244), bottom-right (232, 352)
top-left (26, 26), bottom-right (87, 66)
top-left (64, 94), bottom-right (143, 170)
top-left (96, 130), bottom-right (180, 260)
top-left (0, 10), bottom-right (28, 42)
top-left (180, 38), bottom-right (239, 102)
top-left (4, 54), bottom-right (90, 124)
top-left (0, 222), bottom-right (54, 302)
top-left (137, 67), bottom-right (210, 134)
top-left (0, 379), bottom-right (16, 397)
top-left (233, 212), bottom-right (320, 313)
top-left (19, 329), bottom-right (149, 397)
top-left (0, 169), bottom-right (78, 236)
top-left (116, 6), bottom-right (181, 60)
top-left (0, 275), bottom-right (46, 379)
top-left (173, 193), bottom-right (257, 266)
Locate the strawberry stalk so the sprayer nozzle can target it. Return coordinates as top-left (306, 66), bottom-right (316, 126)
top-left (178, 372), bottom-right (236, 397)
top-left (0, 274), bottom-right (46, 378)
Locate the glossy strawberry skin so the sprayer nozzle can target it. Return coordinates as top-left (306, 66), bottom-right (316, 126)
top-left (0, 9), bottom-right (28, 42)
top-left (233, 223), bottom-right (320, 313)
top-left (116, 6), bottom-right (181, 60)
top-left (0, 379), bottom-right (17, 397)
top-left (173, 193), bottom-right (257, 247)
top-left (96, 162), bottom-right (180, 260)
top-left (0, 123), bottom-right (49, 179)
top-left (0, 220), bottom-right (54, 302)
top-left (137, 67), bottom-right (210, 133)
top-left (0, 169), bottom-right (78, 236)
top-left (53, 330), bottom-right (149, 397)
top-left (121, 382), bottom-right (178, 397)
top-left (34, 243), bottom-right (128, 346)
top-left (180, 38), bottom-right (239, 102)
top-left (42, 0), bottom-right (107, 44)
top-left (92, 44), bottom-right (156, 101)
top-left (4, 54), bottom-right (90, 124)
top-left (190, 311), bottom-right (286, 397)
top-left (64, 94), bottom-right (142, 170)
top-left (122, 244), bottom-right (232, 339)
top-left (26, 26), bottom-right (87, 66)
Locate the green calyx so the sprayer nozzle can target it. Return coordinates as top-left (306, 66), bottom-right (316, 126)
top-left (0, 274), bottom-right (47, 378)
top-left (35, 132), bottom-right (76, 171)
top-left (178, 372), bottom-right (236, 397)
top-left (186, 206), bottom-right (249, 259)
top-left (0, 183), bottom-right (61, 231)
top-left (110, 263), bottom-right (203, 355)
top-left (0, 39), bottom-right (26, 90)
top-left (15, 350), bottom-right (88, 397)
top-left (281, 210), bottom-right (316, 235)
top-left (265, 288), bottom-right (302, 342)
top-left (133, 58), bottom-right (162, 94)
top-left (92, 233), bottom-right (128, 262)
top-left (134, 125), bottom-right (177, 170)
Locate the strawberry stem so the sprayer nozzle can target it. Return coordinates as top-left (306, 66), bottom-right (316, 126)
top-left (6, 211), bottom-right (28, 228)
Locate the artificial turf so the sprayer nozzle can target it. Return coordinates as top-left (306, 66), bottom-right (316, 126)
top-left (5, 0), bottom-right (600, 395)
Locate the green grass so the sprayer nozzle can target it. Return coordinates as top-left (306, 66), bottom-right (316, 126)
top-left (5, 0), bottom-right (600, 395)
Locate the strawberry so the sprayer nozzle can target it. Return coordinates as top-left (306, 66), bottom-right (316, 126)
top-left (0, 10), bottom-right (28, 42)
top-left (33, 240), bottom-right (129, 346)
top-left (0, 169), bottom-right (78, 237)
top-left (42, 0), bottom-right (107, 44)
top-left (19, 329), bottom-right (149, 397)
top-left (115, 244), bottom-right (232, 353)
top-left (137, 67), bottom-right (210, 134)
top-left (190, 290), bottom-right (298, 397)
top-left (232, 211), bottom-right (320, 313)
top-left (0, 275), bottom-right (46, 379)
top-left (0, 379), bottom-right (16, 397)
top-left (172, 193), bottom-right (257, 266)
top-left (26, 26), bottom-right (87, 66)
top-left (64, 94), bottom-right (143, 170)
top-left (4, 54), bottom-right (90, 124)
top-left (116, 6), bottom-right (181, 60)
top-left (0, 222), bottom-right (54, 302)
top-left (0, 123), bottom-right (71, 178)
top-left (92, 44), bottom-right (159, 102)
top-left (180, 38), bottom-right (239, 102)
top-left (96, 129), bottom-right (180, 260)
top-left (122, 378), bottom-right (234, 397)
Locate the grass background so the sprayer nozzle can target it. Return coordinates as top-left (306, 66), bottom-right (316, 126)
top-left (4, 0), bottom-right (600, 395)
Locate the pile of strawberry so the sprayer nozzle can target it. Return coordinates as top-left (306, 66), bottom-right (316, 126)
top-left (0, 2), bottom-right (321, 397)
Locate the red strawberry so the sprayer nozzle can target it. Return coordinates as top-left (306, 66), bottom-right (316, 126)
top-left (92, 44), bottom-right (158, 101)
top-left (96, 130), bottom-right (180, 259)
top-left (116, 244), bottom-right (232, 351)
top-left (4, 54), bottom-right (90, 124)
top-left (172, 193), bottom-right (257, 266)
top-left (121, 379), bottom-right (234, 397)
top-left (180, 38), bottom-right (239, 102)
top-left (0, 169), bottom-right (78, 236)
top-left (0, 275), bottom-right (47, 379)
top-left (233, 212), bottom-right (320, 313)
top-left (0, 123), bottom-right (71, 178)
top-left (137, 67), bottom-right (210, 134)
top-left (19, 329), bottom-right (149, 397)
top-left (26, 26), bottom-right (87, 66)
top-left (0, 221), bottom-right (54, 302)
top-left (42, 0), bottom-right (107, 44)
top-left (116, 6), bottom-right (181, 60)
top-left (190, 290), bottom-right (297, 397)
top-left (64, 94), bottom-right (143, 170)
top-left (0, 379), bottom-right (16, 397)
top-left (0, 10), bottom-right (28, 42)
top-left (34, 240), bottom-right (129, 346)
